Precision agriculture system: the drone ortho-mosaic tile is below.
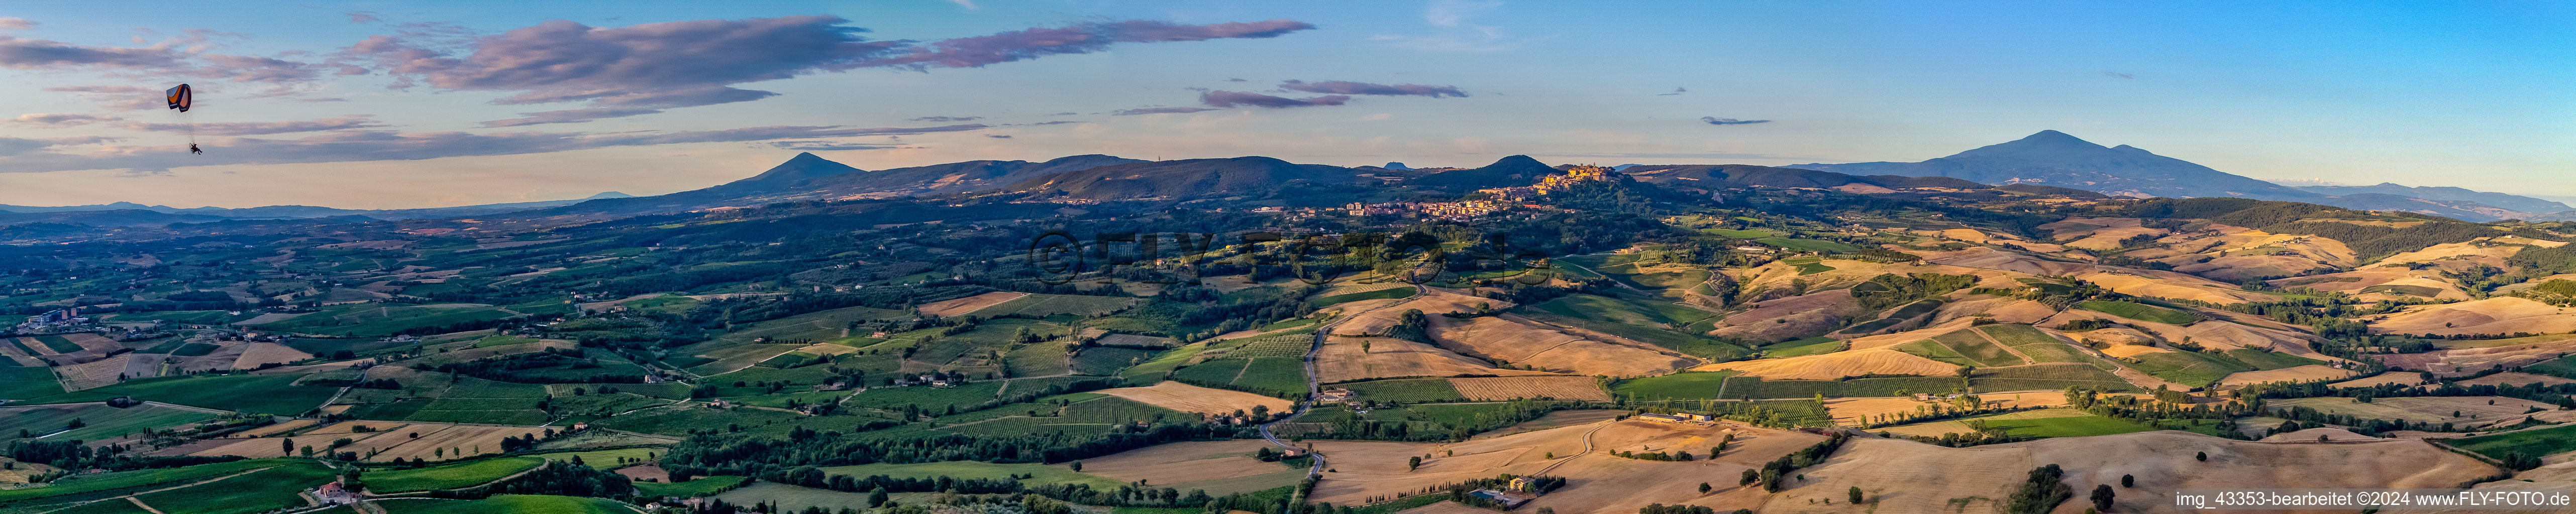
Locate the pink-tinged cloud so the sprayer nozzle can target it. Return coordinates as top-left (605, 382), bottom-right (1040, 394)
top-left (340, 16), bottom-right (1314, 120)
top-left (0, 124), bottom-right (990, 173)
top-left (1199, 90), bottom-right (1349, 108)
top-left (0, 136), bottom-right (119, 157)
top-left (348, 12), bottom-right (381, 24)
top-left (861, 19), bottom-right (1314, 69)
top-left (0, 29), bottom-right (313, 83)
top-left (10, 113), bottom-right (121, 125)
top-left (1278, 80), bottom-right (1466, 98)
top-left (1112, 106), bottom-right (1220, 115)
top-left (0, 18), bottom-right (36, 31)
top-left (42, 85), bottom-right (165, 110)
top-left (479, 107), bottom-right (666, 127)
top-left (124, 115), bottom-right (387, 136)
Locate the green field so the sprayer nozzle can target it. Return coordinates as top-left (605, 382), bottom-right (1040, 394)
top-left (1761, 337), bottom-right (1845, 358)
top-left (2077, 300), bottom-right (2197, 324)
top-left (1891, 339), bottom-right (1978, 367)
top-left (1520, 294), bottom-right (1748, 360)
top-left (1004, 342), bottom-right (1073, 377)
top-left (2452, 424), bottom-right (2576, 461)
top-left (2220, 349), bottom-right (2322, 370)
top-left (1926, 410), bottom-right (2158, 438)
top-left (704, 305), bottom-right (908, 347)
top-left (935, 396), bottom-right (1180, 436)
top-left (977, 294), bottom-right (1140, 317)
top-left (378, 495), bottom-right (637, 514)
top-left (33, 336), bottom-right (85, 354)
top-left (1701, 228), bottom-right (1775, 238)
top-left (714, 482), bottom-right (880, 513)
top-left (367, 457), bottom-right (543, 492)
top-left (1977, 324), bottom-right (2096, 363)
top-left (848, 380), bottom-right (1005, 413)
top-left (1339, 378), bottom-right (1467, 402)
top-left (0, 460), bottom-right (282, 510)
top-left (0, 366), bottom-right (64, 399)
top-left (2122, 349), bottom-right (2254, 388)
top-left (0, 403), bottom-right (219, 441)
top-left (104, 310), bottom-right (237, 325)
top-left (256, 303), bottom-right (521, 337)
top-left (756, 351), bottom-right (821, 369)
top-left (1310, 287), bottom-right (1415, 308)
top-left (1611, 371), bottom-right (1737, 400)
top-left (1930, 329), bottom-right (2025, 367)
top-left (1229, 357), bottom-right (1310, 398)
top-left (1119, 344), bottom-right (1207, 383)
top-left (473, 335), bottom-right (538, 348)
top-left (819, 461), bottom-right (1118, 488)
top-left (635, 475), bottom-right (747, 498)
top-left (592, 404), bottom-right (893, 439)
top-left (1758, 237), bottom-right (1861, 253)
top-left (41, 373), bottom-right (338, 416)
top-left (131, 462), bottom-right (337, 514)
top-left (1070, 347), bottom-right (1151, 375)
top-left (1169, 356), bottom-right (1306, 399)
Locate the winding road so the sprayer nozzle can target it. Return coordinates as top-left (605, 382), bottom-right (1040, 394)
top-left (1256, 282), bottom-right (1428, 481)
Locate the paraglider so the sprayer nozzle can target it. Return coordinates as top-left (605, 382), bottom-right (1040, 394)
top-left (166, 84), bottom-right (197, 154)
top-left (164, 84), bottom-right (190, 112)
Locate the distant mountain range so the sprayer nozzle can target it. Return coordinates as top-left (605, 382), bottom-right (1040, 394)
top-left (1799, 131), bottom-right (2575, 222)
top-left (2292, 183), bottom-right (2572, 214)
top-left (5, 132), bottom-right (2571, 227)
top-left (0, 192), bottom-right (635, 226)
top-left (1796, 130), bottom-right (2318, 199)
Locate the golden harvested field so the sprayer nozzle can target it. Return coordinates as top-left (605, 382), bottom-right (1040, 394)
top-left (1697, 348), bottom-right (1959, 379)
top-left (1429, 316), bottom-right (1689, 377)
top-left (1093, 381), bottom-right (1291, 415)
top-left (1426, 316), bottom-right (1584, 361)
top-left (189, 421), bottom-right (545, 462)
top-left (1447, 376), bottom-right (1609, 401)
top-left (235, 418), bottom-right (320, 437)
top-left (2329, 371), bottom-right (2423, 388)
top-left (230, 342), bottom-right (313, 369)
top-left (59, 333), bottom-right (123, 352)
top-left (1311, 337), bottom-right (1552, 382)
top-left (1825, 394), bottom-right (2082, 427)
top-left (1392, 502), bottom-right (1493, 514)
top-left (2259, 427), bottom-right (2375, 442)
top-left (1875, 408), bottom-right (2098, 437)
top-left (2454, 372), bottom-right (2576, 387)
top-left (1787, 432), bottom-right (2497, 514)
top-left (2376, 336), bottom-right (2576, 376)
top-left (2371, 297), bottom-right (2576, 336)
top-left (1719, 290), bottom-right (1860, 328)
top-left (1075, 440), bottom-right (1308, 495)
top-left (56, 354), bottom-right (153, 391)
top-left (2095, 338), bottom-right (2169, 357)
top-left (1305, 418), bottom-right (1821, 514)
top-left (1330, 288), bottom-right (1504, 336)
top-left (916, 292), bottom-right (1028, 317)
top-left (2269, 396), bottom-right (2554, 427)
top-left (2217, 364), bottom-right (2355, 386)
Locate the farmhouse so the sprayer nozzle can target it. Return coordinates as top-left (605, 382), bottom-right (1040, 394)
top-left (1468, 489), bottom-right (1534, 508)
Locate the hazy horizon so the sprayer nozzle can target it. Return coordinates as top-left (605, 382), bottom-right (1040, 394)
top-left (4, 1), bottom-right (2568, 209)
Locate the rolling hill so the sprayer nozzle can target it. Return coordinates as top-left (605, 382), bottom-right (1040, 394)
top-left (1798, 130), bottom-right (2321, 200)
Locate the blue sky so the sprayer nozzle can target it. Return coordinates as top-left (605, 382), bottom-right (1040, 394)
top-left (2, 0), bottom-right (2568, 208)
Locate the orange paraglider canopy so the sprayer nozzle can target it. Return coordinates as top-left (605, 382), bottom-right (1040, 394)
top-left (166, 84), bottom-right (191, 112)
